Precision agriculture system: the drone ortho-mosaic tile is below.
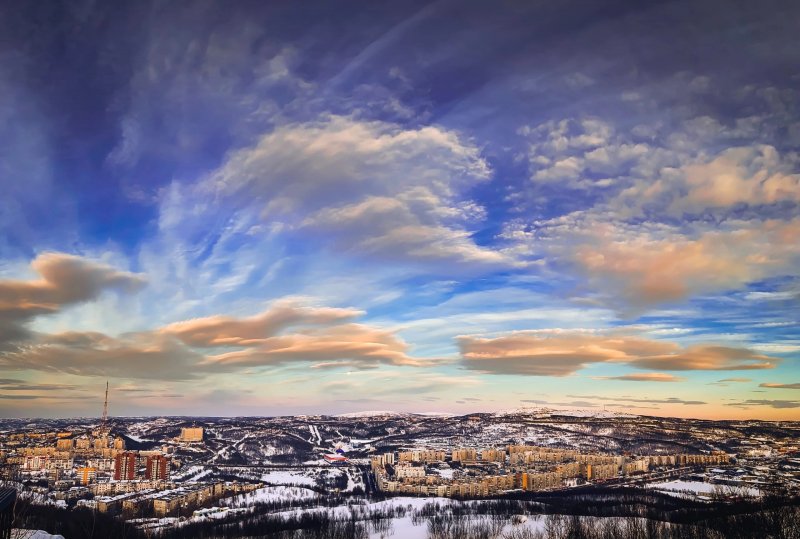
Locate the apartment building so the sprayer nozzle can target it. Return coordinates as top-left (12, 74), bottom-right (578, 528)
top-left (398, 450), bottom-right (446, 463)
top-left (114, 452), bottom-right (137, 481)
top-left (451, 448), bottom-right (478, 462)
top-left (395, 465), bottom-right (425, 479)
top-left (480, 448), bottom-right (506, 463)
top-left (179, 427), bottom-right (204, 443)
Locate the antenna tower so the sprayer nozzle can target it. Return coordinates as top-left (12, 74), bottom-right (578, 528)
top-left (101, 381), bottom-right (109, 430)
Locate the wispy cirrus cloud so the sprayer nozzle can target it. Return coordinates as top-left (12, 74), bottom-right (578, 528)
top-left (164, 115), bottom-right (511, 272)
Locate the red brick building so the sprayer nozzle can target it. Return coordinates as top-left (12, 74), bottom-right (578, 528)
top-left (114, 452), bottom-right (137, 481)
top-left (145, 455), bottom-right (169, 480)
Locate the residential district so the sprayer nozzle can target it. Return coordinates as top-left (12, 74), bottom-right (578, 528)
top-left (0, 425), bottom-right (261, 519)
top-left (0, 409), bottom-right (798, 536)
top-left (370, 446), bottom-right (732, 497)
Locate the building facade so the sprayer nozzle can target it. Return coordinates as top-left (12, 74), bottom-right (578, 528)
top-left (114, 452), bottom-right (137, 481)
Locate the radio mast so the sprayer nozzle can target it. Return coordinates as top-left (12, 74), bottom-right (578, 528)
top-left (101, 381), bottom-right (109, 431)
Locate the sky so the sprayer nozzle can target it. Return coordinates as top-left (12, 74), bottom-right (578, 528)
top-left (0, 0), bottom-right (798, 420)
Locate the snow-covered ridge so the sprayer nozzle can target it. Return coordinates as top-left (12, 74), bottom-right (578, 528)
top-left (334, 411), bottom-right (401, 418)
top-left (491, 406), bottom-right (638, 418)
top-left (335, 410), bottom-right (458, 419)
top-left (554, 409), bottom-right (639, 418)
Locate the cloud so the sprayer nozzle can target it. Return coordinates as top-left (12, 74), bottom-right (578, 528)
top-left (321, 373), bottom-right (479, 398)
top-left (521, 118), bottom-right (648, 189)
top-left (458, 330), bottom-right (780, 376)
top-left (0, 299), bottom-right (428, 379)
top-left (567, 218), bottom-right (800, 309)
top-left (709, 377), bottom-right (752, 386)
top-left (507, 105), bottom-right (800, 312)
top-left (750, 343), bottom-right (800, 353)
top-left (0, 330), bottom-right (204, 380)
top-left (169, 115), bottom-right (510, 271)
top-left (519, 118), bottom-right (653, 189)
top-left (4, 253), bottom-right (145, 305)
top-left (743, 291), bottom-right (797, 301)
top-left (725, 399), bottom-right (800, 409)
top-left (503, 211), bottom-right (800, 312)
top-left (615, 145), bottom-right (800, 217)
top-left (594, 373), bottom-right (685, 382)
top-left (521, 398), bottom-right (600, 408)
top-left (160, 299), bottom-right (361, 347)
top-left (0, 253), bottom-right (145, 348)
top-left (569, 394), bottom-right (706, 406)
top-left (302, 192), bottom-right (511, 268)
top-left (0, 378), bottom-right (81, 392)
top-left (201, 322), bottom-right (426, 370)
top-left (759, 382), bottom-right (800, 389)
top-left (630, 346), bottom-right (778, 371)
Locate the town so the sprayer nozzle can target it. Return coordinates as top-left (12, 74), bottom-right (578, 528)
top-left (1, 407), bottom-right (799, 537)
top-left (1, 424), bottom-right (262, 520)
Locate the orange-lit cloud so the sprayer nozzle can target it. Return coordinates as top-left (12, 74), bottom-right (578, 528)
top-left (0, 253), bottom-right (145, 318)
top-left (759, 382), bottom-right (800, 389)
top-left (200, 322), bottom-right (426, 369)
top-left (160, 300), bottom-right (361, 347)
top-left (0, 299), bottom-right (427, 379)
top-left (0, 253), bottom-right (145, 348)
top-left (615, 145), bottom-right (800, 216)
top-left (0, 253), bottom-right (144, 312)
top-left (594, 373), bottom-right (685, 382)
top-left (458, 331), bottom-right (780, 376)
top-left (571, 218), bottom-right (800, 308)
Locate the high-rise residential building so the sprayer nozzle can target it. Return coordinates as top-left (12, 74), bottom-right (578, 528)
top-left (179, 427), bottom-right (204, 442)
top-left (78, 467), bottom-right (97, 485)
top-left (145, 455), bottom-right (169, 480)
top-left (451, 448), bottom-right (478, 462)
top-left (75, 437), bottom-right (91, 450)
top-left (56, 438), bottom-right (74, 451)
top-left (114, 452), bottom-right (137, 481)
top-left (114, 437), bottom-right (126, 450)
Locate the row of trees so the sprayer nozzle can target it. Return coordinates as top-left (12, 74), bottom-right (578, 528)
top-left (9, 487), bottom-right (800, 538)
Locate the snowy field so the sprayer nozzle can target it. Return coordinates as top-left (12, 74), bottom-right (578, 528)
top-left (172, 465), bottom-right (212, 481)
top-left (222, 486), bottom-right (318, 507)
top-left (261, 469), bottom-right (318, 486)
top-left (646, 480), bottom-right (760, 498)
